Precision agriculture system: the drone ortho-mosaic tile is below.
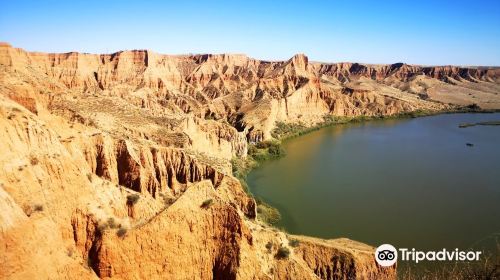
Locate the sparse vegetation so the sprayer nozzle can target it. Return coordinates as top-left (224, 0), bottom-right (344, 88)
top-left (288, 238), bottom-right (300, 247)
top-left (66, 247), bottom-right (74, 257)
top-left (107, 217), bottom-right (119, 229)
top-left (201, 199), bottom-right (214, 208)
top-left (126, 194), bottom-right (140, 205)
top-left (265, 241), bottom-right (273, 253)
top-left (250, 140), bottom-right (286, 162)
top-left (29, 155), bottom-right (39, 165)
top-left (33, 204), bottom-right (44, 212)
top-left (275, 246), bottom-right (291, 259)
top-left (97, 223), bottom-right (108, 231)
top-left (231, 156), bottom-right (258, 193)
top-left (161, 193), bottom-right (176, 206)
top-left (256, 198), bottom-right (281, 225)
top-left (116, 227), bottom-right (128, 237)
top-left (400, 257), bottom-right (499, 280)
top-left (86, 173), bottom-right (93, 182)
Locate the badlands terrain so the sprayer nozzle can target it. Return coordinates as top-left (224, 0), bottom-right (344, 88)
top-left (0, 41), bottom-right (499, 279)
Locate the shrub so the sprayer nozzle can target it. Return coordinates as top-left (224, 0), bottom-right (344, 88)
top-left (201, 199), bottom-right (214, 208)
top-left (126, 194), bottom-right (140, 205)
top-left (289, 239), bottom-right (300, 247)
top-left (116, 227), bottom-right (127, 237)
top-left (265, 241), bottom-right (273, 252)
top-left (33, 204), bottom-right (44, 212)
top-left (97, 223), bottom-right (108, 231)
top-left (107, 217), bottom-right (119, 229)
top-left (66, 247), bottom-right (74, 257)
top-left (30, 155), bottom-right (39, 165)
top-left (268, 144), bottom-right (285, 158)
top-left (249, 141), bottom-right (286, 162)
top-left (276, 246), bottom-right (291, 259)
top-left (247, 145), bottom-right (259, 156)
top-left (163, 196), bottom-right (176, 206)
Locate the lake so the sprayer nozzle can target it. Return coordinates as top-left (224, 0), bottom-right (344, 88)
top-left (248, 113), bottom-right (500, 254)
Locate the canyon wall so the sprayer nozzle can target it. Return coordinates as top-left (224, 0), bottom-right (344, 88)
top-left (1, 42), bottom-right (499, 279)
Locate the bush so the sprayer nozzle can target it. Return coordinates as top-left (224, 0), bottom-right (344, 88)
top-left (126, 194), bottom-right (140, 205)
top-left (268, 144), bottom-right (285, 158)
top-left (33, 204), bottom-right (44, 212)
top-left (276, 246), bottom-right (291, 259)
top-left (201, 199), bottom-right (214, 208)
top-left (265, 241), bottom-right (273, 252)
top-left (116, 227), bottom-right (127, 237)
top-left (30, 155), bottom-right (39, 165)
top-left (249, 141), bottom-right (286, 162)
top-left (271, 122), bottom-right (307, 139)
top-left (107, 217), bottom-right (119, 229)
top-left (247, 145), bottom-right (259, 156)
top-left (289, 239), bottom-right (300, 247)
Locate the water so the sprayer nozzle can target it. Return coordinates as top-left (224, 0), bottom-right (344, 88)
top-left (248, 113), bottom-right (500, 254)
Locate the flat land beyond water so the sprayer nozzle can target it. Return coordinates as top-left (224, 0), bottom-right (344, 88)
top-left (248, 113), bottom-right (500, 254)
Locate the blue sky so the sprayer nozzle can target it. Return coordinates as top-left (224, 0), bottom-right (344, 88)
top-left (1, 0), bottom-right (499, 65)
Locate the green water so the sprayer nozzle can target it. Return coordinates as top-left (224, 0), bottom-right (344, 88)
top-left (248, 113), bottom-right (500, 253)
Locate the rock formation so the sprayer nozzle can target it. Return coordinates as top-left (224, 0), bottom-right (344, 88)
top-left (1, 42), bottom-right (499, 279)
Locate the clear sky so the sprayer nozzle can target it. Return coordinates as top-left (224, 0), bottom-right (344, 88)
top-left (1, 0), bottom-right (499, 65)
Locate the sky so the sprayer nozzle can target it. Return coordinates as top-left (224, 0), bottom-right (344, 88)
top-left (1, 0), bottom-right (499, 66)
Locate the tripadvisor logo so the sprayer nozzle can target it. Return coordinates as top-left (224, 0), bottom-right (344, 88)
top-left (375, 244), bottom-right (398, 267)
top-left (375, 244), bottom-right (482, 267)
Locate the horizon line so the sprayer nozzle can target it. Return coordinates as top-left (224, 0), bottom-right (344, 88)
top-left (2, 42), bottom-right (499, 68)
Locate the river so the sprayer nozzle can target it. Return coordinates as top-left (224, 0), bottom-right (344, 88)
top-left (248, 113), bottom-right (500, 255)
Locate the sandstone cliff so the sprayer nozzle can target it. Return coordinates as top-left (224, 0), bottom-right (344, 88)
top-left (1, 42), bottom-right (499, 279)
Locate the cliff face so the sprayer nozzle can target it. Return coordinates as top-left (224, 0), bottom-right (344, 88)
top-left (2, 42), bottom-right (499, 142)
top-left (1, 42), bottom-right (499, 279)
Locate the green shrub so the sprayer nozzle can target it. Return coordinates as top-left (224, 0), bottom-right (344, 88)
top-left (265, 241), bottom-right (273, 252)
top-left (201, 199), bottom-right (214, 208)
top-left (276, 246), bottom-right (291, 259)
top-left (116, 227), bottom-right (127, 237)
top-left (107, 217), bottom-right (119, 229)
top-left (289, 239), bottom-right (300, 247)
top-left (126, 194), bottom-right (140, 205)
top-left (268, 144), bottom-right (285, 158)
top-left (247, 145), bottom-right (259, 156)
top-left (33, 204), bottom-right (44, 212)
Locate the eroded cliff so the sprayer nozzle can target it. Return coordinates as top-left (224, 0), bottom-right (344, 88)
top-left (1, 42), bottom-right (499, 279)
